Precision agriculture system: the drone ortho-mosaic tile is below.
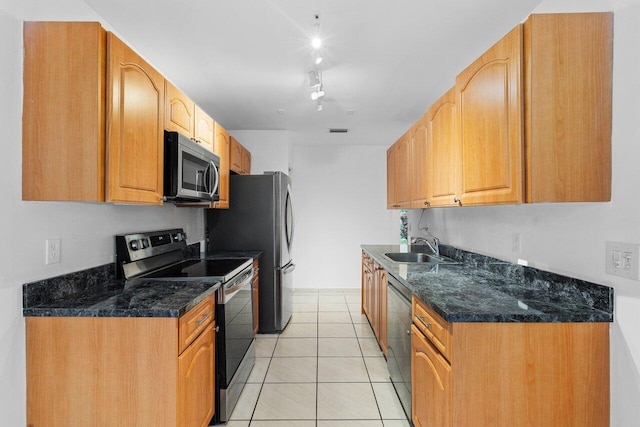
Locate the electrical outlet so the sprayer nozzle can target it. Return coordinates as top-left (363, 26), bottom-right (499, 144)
top-left (606, 241), bottom-right (639, 280)
top-left (46, 239), bottom-right (61, 264)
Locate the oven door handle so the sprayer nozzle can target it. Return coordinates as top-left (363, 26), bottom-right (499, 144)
top-left (221, 269), bottom-right (254, 303)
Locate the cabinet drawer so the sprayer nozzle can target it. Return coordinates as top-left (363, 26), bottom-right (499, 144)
top-left (413, 296), bottom-right (452, 361)
top-left (179, 296), bottom-right (215, 354)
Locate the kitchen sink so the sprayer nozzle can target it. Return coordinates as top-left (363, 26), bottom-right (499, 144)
top-left (384, 252), bottom-right (459, 264)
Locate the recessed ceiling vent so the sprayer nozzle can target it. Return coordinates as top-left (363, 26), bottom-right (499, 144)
top-left (329, 128), bottom-right (349, 133)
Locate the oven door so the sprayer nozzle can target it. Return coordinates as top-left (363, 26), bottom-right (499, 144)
top-left (218, 268), bottom-right (254, 385)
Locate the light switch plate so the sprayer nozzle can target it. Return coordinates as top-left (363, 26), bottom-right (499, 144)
top-left (606, 241), bottom-right (639, 280)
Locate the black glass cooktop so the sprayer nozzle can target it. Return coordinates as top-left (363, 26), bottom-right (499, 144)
top-left (143, 258), bottom-right (251, 281)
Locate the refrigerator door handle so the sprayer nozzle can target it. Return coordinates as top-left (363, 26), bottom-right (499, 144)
top-left (276, 262), bottom-right (296, 274)
top-left (285, 185), bottom-right (294, 256)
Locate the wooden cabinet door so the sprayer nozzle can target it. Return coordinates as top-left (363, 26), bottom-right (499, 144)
top-left (386, 146), bottom-right (397, 209)
top-left (178, 324), bottom-right (215, 427)
top-left (106, 33), bottom-right (164, 204)
top-left (230, 136), bottom-right (243, 174)
top-left (525, 13), bottom-right (612, 202)
top-left (194, 105), bottom-right (215, 153)
top-left (213, 122), bottom-right (230, 209)
top-left (429, 87), bottom-right (458, 207)
top-left (395, 133), bottom-right (412, 208)
top-left (455, 25), bottom-right (523, 206)
top-left (22, 22), bottom-right (107, 202)
top-left (378, 268), bottom-right (388, 355)
top-left (410, 117), bottom-right (431, 208)
top-left (412, 325), bottom-right (452, 427)
top-left (241, 147), bottom-right (251, 175)
top-left (165, 80), bottom-right (194, 138)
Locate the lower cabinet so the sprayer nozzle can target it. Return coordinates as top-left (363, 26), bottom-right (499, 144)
top-left (412, 324), bottom-right (451, 427)
top-left (411, 295), bottom-right (610, 426)
top-left (26, 295), bottom-right (216, 427)
top-left (361, 251), bottom-right (387, 354)
top-left (178, 325), bottom-right (216, 427)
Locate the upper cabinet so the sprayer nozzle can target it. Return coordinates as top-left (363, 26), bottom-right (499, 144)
top-left (455, 24), bottom-right (524, 206)
top-left (23, 22), bottom-right (165, 205)
top-left (164, 80), bottom-right (194, 138)
top-left (428, 87), bottom-right (458, 207)
top-left (106, 33), bottom-right (164, 204)
top-left (230, 136), bottom-right (251, 175)
top-left (388, 12), bottom-right (613, 210)
top-left (23, 22), bottom-right (107, 202)
top-left (194, 105), bottom-right (215, 152)
top-left (410, 115), bottom-right (430, 208)
top-left (524, 13), bottom-right (612, 202)
top-left (387, 132), bottom-right (411, 209)
top-left (213, 122), bottom-right (230, 209)
top-left (165, 81), bottom-right (216, 153)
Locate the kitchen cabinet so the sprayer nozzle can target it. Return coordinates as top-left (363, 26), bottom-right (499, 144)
top-left (194, 105), bottom-right (215, 152)
top-left (524, 13), bottom-right (612, 202)
top-left (410, 115), bottom-right (430, 208)
top-left (428, 87), bottom-right (458, 207)
top-left (22, 22), bottom-right (107, 202)
top-left (387, 132), bottom-right (411, 209)
top-left (388, 13), bottom-right (612, 209)
top-left (361, 252), bottom-right (376, 332)
top-left (212, 122), bottom-right (230, 209)
top-left (164, 83), bottom-right (215, 154)
top-left (23, 22), bottom-right (166, 204)
top-left (412, 324), bottom-right (451, 427)
top-left (361, 252), bottom-right (387, 354)
top-left (376, 266), bottom-right (388, 355)
top-left (386, 148), bottom-right (397, 209)
top-left (411, 295), bottom-right (609, 426)
top-left (106, 32), bottom-right (165, 204)
top-left (165, 80), bottom-right (195, 138)
top-left (455, 24), bottom-right (524, 206)
top-left (26, 295), bottom-right (216, 426)
top-left (252, 259), bottom-right (260, 334)
top-left (230, 136), bottom-right (252, 175)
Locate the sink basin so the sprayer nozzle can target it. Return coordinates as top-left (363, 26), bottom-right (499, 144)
top-left (384, 252), bottom-right (458, 264)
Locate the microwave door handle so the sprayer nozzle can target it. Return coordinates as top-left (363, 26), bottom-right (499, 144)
top-left (208, 161), bottom-right (219, 199)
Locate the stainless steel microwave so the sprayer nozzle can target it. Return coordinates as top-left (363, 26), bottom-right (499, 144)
top-left (164, 131), bottom-right (220, 203)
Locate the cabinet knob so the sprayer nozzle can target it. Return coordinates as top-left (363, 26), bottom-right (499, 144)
top-left (453, 197), bottom-right (462, 206)
top-left (424, 201), bottom-right (431, 207)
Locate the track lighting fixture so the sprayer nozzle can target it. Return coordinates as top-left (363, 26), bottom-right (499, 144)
top-left (308, 12), bottom-right (326, 112)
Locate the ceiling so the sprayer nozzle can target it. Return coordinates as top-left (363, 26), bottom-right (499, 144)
top-left (12, 0), bottom-right (548, 145)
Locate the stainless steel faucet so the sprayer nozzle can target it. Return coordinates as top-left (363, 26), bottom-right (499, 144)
top-left (411, 236), bottom-right (440, 257)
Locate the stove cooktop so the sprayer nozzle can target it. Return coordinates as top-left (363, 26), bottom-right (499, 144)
top-left (142, 258), bottom-right (252, 282)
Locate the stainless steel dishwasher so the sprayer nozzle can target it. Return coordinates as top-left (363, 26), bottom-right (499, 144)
top-left (387, 274), bottom-right (413, 422)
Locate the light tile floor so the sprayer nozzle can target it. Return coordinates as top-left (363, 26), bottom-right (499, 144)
top-left (224, 289), bottom-right (410, 427)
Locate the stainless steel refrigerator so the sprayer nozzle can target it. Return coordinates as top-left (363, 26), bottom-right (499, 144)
top-left (206, 172), bottom-right (294, 333)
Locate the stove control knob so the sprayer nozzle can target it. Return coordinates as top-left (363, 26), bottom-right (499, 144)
top-left (129, 240), bottom-right (139, 251)
top-left (140, 239), bottom-right (149, 249)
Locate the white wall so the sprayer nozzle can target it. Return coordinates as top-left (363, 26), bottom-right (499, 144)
top-left (291, 144), bottom-right (396, 289)
top-left (407, 1), bottom-right (640, 424)
top-left (229, 130), bottom-right (291, 174)
top-left (0, 8), bottom-right (205, 426)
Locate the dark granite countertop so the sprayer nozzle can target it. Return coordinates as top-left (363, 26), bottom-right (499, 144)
top-left (362, 244), bottom-right (613, 323)
top-left (23, 250), bottom-right (262, 318)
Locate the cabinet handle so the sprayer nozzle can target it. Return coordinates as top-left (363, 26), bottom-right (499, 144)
top-left (415, 314), bottom-right (432, 329)
top-left (196, 312), bottom-right (212, 326)
top-left (453, 197), bottom-right (462, 206)
top-left (424, 201), bottom-right (431, 207)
